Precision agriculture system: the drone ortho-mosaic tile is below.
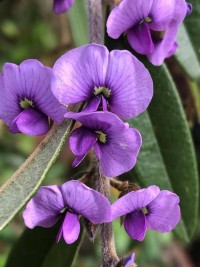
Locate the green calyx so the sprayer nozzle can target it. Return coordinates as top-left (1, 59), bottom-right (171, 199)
top-left (94, 86), bottom-right (111, 98)
top-left (20, 98), bottom-right (34, 109)
top-left (95, 131), bottom-right (107, 143)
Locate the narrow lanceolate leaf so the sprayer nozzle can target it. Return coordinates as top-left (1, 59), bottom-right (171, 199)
top-left (68, 0), bottom-right (88, 46)
top-left (175, 24), bottom-right (200, 80)
top-left (184, 0), bottom-right (200, 66)
top-left (129, 112), bottom-right (189, 241)
top-left (148, 64), bottom-right (198, 239)
top-left (0, 119), bottom-right (74, 231)
top-left (5, 224), bottom-right (83, 267)
top-left (130, 64), bottom-right (198, 241)
top-left (148, 65), bottom-right (199, 240)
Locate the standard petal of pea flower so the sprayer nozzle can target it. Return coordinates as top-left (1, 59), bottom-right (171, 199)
top-left (23, 180), bottom-right (111, 244)
top-left (0, 59), bottom-right (65, 136)
top-left (111, 185), bottom-right (181, 241)
top-left (51, 44), bottom-right (153, 119)
top-left (65, 111), bottom-right (142, 177)
top-left (107, 0), bottom-right (192, 65)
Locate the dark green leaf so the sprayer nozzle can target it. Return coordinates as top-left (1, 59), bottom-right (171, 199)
top-left (5, 223), bottom-right (83, 267)
top-left (129, 64), bottom-right (198, 241)
top-left (0, 119), bottom-right (74, 231)
top-left (175, 24), bottom-right (200, 80)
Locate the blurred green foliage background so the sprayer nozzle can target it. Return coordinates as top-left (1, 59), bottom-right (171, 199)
top-left (0, 0), bottom-right (200, 267)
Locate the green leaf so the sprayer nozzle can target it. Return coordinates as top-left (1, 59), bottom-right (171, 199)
top-left (175, 24), bottom-right (200, 80)
top-left (129, 64), bottom-right (198, 241)
top-left (5, 224), bottom-right (83, 267)
top-left (0, 119), bottom-right (74, 231)
top-left (184, 0), bottom-right (200, 65)
top-left (68, 0), bottom-right (88, 46)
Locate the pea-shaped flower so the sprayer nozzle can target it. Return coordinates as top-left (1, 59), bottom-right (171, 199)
top-left (51, 44), bottom-right (153, 119)
top-left (0, 59), bottom-right (65, 136)
top-left (111, 186), bottom-right (181, 241)
top-left (107, 0), bottom-right (192, 65)
top-left (53, 0), bottom-right (75, 14)
top-left (23, 180), bottom-right (111, 244)
top-left (65, 111), bottom-right (142, 177)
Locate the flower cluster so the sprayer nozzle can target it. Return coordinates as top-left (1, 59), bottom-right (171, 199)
top-left (52, 43), bottom-right (153, 176)
top-left (23, 180), bottom-right (181, 244)
top-left (0, 0), bottom-right (189, 264)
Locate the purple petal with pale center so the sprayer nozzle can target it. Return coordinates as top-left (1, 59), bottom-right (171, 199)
top-left (94, 128), bottom-right (142, 177)
top-left (52, 44), bottom-right (109, 106)
top-left (65, 111), bottom-right (142, 177)
top-left (53, 0), bottom-right (75, 14)
top-left (107, 0), bottom-right (153, 39)
top-left (61, 180), bottom-right (111, 224)
top-left (61, 211), bottom-right (80, 244)
top-left (111, 186), bottom-right (160, 220)
top-left (106, 50), bottom-right (153, 119)
top-left (146, 190), bottom-right (181, 232)
top-left (127, 24), bottom-right (154, 55)
top-left (0, 60), bottom-right (65, 130)
top-left (23, 185), bottom-right (64, 229)
top-left (10, 108), bottom-right (49, 136)
top-left (124, 210), bottom-right (147, 241)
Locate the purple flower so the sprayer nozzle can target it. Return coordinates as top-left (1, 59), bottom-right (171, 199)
top-left (65, 111), bottom-right (142, 177)
top-left (53, 0), bottom-right (75, 14)
top-left (107, 0), bottom-right (192, 65)
top-left (51, 44), bottom-right (153, 119)
top-left (23, 180), bottom-right (111, 244)
top-left (0, 59), bottom-right (65, 136)
top-left (111, 186), bottom-right (181, 241)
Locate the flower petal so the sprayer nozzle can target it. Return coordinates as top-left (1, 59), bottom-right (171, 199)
top-left (60, 180), bottom-right (111, 224)
top-left (53, 0), bottom-right (75, 14)
top-left (106, 49), bottom-right (153, 119)
top-left (124, 210), bottom-right (147, 241)
top-left (82, 96), bottom-right (101, 112)
top-left (146, 190), bottom-right (181, 232)
top-left (69, 126), bottom-right (97, 156)
top-left (10, 108), bottom-right (49, 136)
top-left (127, 24), bottom-right (154, 55)
top-left (0, 73), bottom-right (21, 125)
top-left (65, 111), bottom-right (127, 133)
top-left (94, 128), bottom-right (142, 177)
top-left (107, 0), bottom-right (153, 39)
top-left (23, 185), bottom-right (64, 229)
top-left (148, 23), bottom-right (179, 65)
top-left (52, 44), bottom-right (109, 106)
top-left (62, 212), bottom-right (80, 244)
top-left (111, 186), bottom-right (160, 220)
top-left (1, 60), bottom-right (65, 125)
top-left (17, 60), bottom-right (65, 124)
top-left (150, 0), bottom-right (188, 30)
